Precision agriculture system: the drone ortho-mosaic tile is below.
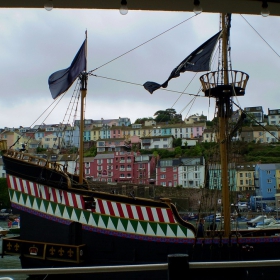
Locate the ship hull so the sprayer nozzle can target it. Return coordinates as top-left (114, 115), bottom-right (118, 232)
top-left (3, 153), bottom-right (280, 279)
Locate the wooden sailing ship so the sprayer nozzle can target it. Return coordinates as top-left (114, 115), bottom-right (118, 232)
top-left (1, 13), bottom-right (280, 280)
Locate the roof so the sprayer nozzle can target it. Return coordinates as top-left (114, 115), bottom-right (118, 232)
top-left (83, 157), bottom-right (96, 162)
top-left (140, 135), bottom-right (173, 139)
top-left (94, 153), bottom-right (115, 159)
top-left (257, 163), bottom-right (277, 170)
top-left (244, 106), bottom-right (263, 112)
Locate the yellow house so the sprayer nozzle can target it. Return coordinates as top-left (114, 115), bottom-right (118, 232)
top-left (275, 164), bottom-right (280, 189)
top-left (91, 126), bottom-right (101, 141)
top-left (236, 163), bottom-right (256, 191)
top-left (41, 134), bottom-right (59, 149)
top-left (0, 130), bottom-right (30, 151)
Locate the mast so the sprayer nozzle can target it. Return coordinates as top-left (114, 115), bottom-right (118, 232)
top-left (79, 32), bottom-right (88, 184)
top-left (219, 13), bottom-right (231, 236)
top-left (199, 14), bottom-right (249, 237)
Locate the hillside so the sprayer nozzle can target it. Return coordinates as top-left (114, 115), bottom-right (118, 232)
top-left (140, 141), bottom-right (280, 163)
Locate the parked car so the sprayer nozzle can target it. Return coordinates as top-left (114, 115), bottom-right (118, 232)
top-left (237, 203), bottom-right (248, 212)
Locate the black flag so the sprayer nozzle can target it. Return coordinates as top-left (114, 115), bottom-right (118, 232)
top-left (144, 31), bottom-right (221, 94)
top-left (48, 40), bottom-right (87, 99)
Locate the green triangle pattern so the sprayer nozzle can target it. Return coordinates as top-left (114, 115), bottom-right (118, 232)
top-left (92, 212), bottom-right (99, 225)
top-left (83, 210), bottom-right (91, 224)
top-left (129, 220), bottom-right (138, 232)
top-left (74, 208), bottom-right (82, 220)
top-left (42, 200), bottom-right (49, 211)
top-left (110, 216), bottom-right (119, 229)
top-left (88, 212), bottom-right (97, 227)
top-left (15, 191), bottom-right (21, 202)
top-left (58, 204), bottom-right (65, 216)
top-left (120, 218), bottom-right (129, 231)
top-left (66, 206), bottom-right (73, 218)
top-left (139, 221), bottom-right (148, 234)
top-left (9, 189), bottom-right (16, 202)
top-left (28, 195), bottom-right (35, 206)
top-left (21, 193), bottom-right (28, 204)
top-left (158, 222), bottom-right (168, 235)
top-left (36, 197), bottom-right (42, 209)
top-left (50, 201), bottom-right (56, 214)
top-left (100, 215), bottom-right (109, 228)
top-left (168, 223), bottom-right (178, 236)
top-left (149, 222), bottom-right (158, 235)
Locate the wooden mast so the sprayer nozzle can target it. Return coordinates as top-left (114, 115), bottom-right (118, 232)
top-left (199, 14), bottom-right (249, 237)
top-left (79, 32), bottom-right (87, 184)
top-left (220, 13), bottom-right (231, 236)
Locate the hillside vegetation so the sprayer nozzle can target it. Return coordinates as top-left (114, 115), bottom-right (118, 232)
top-left (141, 141), bottom-right (280, 163)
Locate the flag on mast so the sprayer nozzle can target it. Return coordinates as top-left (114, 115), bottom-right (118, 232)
top-left (48, 40), bottom-right (87, 99)
top-left (143, 31), bottom-right (221, 94)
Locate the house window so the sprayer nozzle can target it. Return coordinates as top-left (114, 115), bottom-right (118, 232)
top-left (240, 180), bottom-right (243, 185)
top-left (268, 179), bottom-right (272, 183)
top-left (173, 167), bottom-right (177, 172)
top-left (161, 182), bottom-right (166, 186)
top-left (240, 173), bottom-right (243, 177)
top-left (161, 174), bottom-right (166, 179)
top-left (173, 174), bottom-right (177, 179)
top-left (160, 168), bottom-right (166, 172)
top-left (267, 170), bottom-right (271, 174)
top-left (85, 162), bottom-right (90, 168)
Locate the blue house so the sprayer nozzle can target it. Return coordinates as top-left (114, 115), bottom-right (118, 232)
top-left (254, 164), bottom-right (277, 199)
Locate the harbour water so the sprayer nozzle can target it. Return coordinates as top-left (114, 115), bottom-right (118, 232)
top-left (0, 220), bottom-right (27, 280)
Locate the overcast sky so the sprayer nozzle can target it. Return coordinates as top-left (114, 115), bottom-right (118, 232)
top-left (0, 8), bottom-right (280, 128)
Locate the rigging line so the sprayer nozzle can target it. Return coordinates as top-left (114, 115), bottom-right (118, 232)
top-left (240, 14), bottom-right (280, 59)
top-left (232, 100), bottom-right (280, 142)
top-left (15, 91), bottom-right (68, 147)
top-left (52, 81), bottom-right (81, 149)
top-left (28, 92), bottom-right (66, 129)
top-left (163, 73), bottom-right (199, 120)
top-left (88, 73), bottom-right (202, 97)
top-left (87, 14), bottom-right (197, 74)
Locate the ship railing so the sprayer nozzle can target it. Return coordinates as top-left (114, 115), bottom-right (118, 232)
top-left (1, 255), bottom-right (280, 279)
top-left (6, 150), bottom-right (66, 173)
top-left (0, 140), bottom-right (7, 151)
top-left (199, 70), bottom-right (249, 93)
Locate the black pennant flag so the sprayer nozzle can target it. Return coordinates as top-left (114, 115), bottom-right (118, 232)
top-left (48, 40), bottom-right (87, 99)
top-left (143, 31), bottom-right (221, 94)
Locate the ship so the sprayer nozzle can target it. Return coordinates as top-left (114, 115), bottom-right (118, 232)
top-left (2, 13), bottom-right (280, 280)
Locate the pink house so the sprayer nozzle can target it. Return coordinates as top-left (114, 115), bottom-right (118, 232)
top-left (83, 152), bottom-right (156, 184)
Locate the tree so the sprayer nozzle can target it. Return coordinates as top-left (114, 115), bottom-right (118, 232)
top-left (174, 146), bottom-right (182, 157)
top-left (154, 108), bottom-right (182, 123)
top-left (154, 110), bottom-right (171, 122)
top-left (84, 146), bottom-right (97, 157)
top-left (173, 138), bottom-right (182, 147)
top-left (134, 117), bottom-right (154, 124)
